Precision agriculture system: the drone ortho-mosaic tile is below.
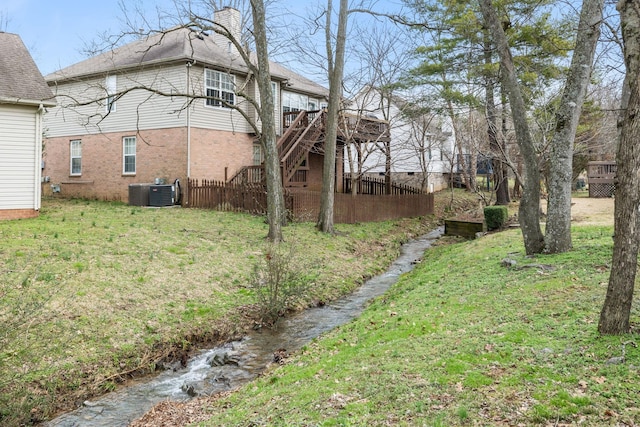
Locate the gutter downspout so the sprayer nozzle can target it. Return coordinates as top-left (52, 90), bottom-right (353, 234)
top-left (186, 60), bottom-right (194, 179)
top-left (35, 103), bottom-right (44, 211)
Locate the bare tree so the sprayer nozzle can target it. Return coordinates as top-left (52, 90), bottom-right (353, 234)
top-left (545, 0), bottom-right (605, 253)
top-left (342, 24), bottom-right (415, 195)
top-left (317, 0), bottom-right (348, 234)
top-left (479, 0), bottom-right (545, 254)
top-left (250, 0), bottom-right (287, 241)
top-left (479, 0), bottom-right (604, 255)
top-left (0, 10), bottom-right (9, 32)
top-left (599, 0), bottom-right (640, 335)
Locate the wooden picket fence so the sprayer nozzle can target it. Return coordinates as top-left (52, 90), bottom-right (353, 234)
top-left (185, 179), bottom-right (434, 223)
top-left (185, 179), bottom-right (268, 214)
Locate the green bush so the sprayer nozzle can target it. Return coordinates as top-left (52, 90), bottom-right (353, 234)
top-left (484, 205), bottom-right (508, 230)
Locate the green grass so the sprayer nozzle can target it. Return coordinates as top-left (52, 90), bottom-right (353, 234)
top-left (0, 196), bottom-right (449, 426)
top-left (191, 222), bottom-right (640, 426)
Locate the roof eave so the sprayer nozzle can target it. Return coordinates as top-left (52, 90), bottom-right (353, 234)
top-left (0, 96), bottom-right (56, 107)
top-left (46, 55), bottom-right (256, 84)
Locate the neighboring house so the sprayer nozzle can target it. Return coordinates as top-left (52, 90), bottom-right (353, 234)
top-left (43, 7), bottom-right (332, 202)
top-left (0, 32), bottom-right (56, 220)
top-left (344, 85), bottom-right (456, 193)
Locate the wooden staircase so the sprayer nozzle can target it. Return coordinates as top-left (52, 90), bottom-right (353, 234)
top-left (278, 110), bottom-right (325, 186)
top-left (228, 109), bottom-right (390, 188)
top-left (228, 110), bottom-right (325, 187)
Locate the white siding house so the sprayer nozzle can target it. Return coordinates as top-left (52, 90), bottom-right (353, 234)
top-left (344, 86), bottom-right (455, 192)
top-left (0, 32), bottom-right (56, 220)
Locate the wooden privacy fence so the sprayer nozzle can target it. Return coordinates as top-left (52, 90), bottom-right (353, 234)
top-left (186, 179), bottom-right (434, 223)
top-left (288, 191), bottom-right (434, 223)
top-left (185, 179), bottom-right (268, 214)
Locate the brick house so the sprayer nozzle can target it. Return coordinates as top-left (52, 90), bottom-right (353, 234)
top-left (0, 32), bottom-right (56, 220)
top-left (42, 7), bottom-right (332, 202)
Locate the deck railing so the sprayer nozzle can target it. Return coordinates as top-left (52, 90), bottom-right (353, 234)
top-left (227, 165), bottom-right (265, 185)
top-left (587, 161), bottom-right (616, 198)
top-left (344, 174), bottom-right (424, 195)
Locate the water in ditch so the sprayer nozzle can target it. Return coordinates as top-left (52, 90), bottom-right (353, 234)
top-left (46, 227), bottom-right (443, 427)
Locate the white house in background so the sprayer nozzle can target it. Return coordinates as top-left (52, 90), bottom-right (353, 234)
top-left (0, 32), bottom-right (56, 220)
top-left (344, 85), bottom-right (455, 192)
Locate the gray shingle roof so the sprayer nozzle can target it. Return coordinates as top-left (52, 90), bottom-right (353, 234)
top-left (0, 32), bottom-right (55, 106)
top-left (46, 27), bottom-right (328, 99)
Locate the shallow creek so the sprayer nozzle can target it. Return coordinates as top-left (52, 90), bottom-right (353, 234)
top-left (46, 227), bottom-right (443, 427)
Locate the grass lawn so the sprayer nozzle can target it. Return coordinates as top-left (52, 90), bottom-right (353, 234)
top-left (0, 194), bottom-right (458, 426)
top-left (137, 205), bottom-right (639, 426)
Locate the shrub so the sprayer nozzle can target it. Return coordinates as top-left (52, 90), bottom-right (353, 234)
top-left (249, 244), bottom-right (313, 327)
top-left (484, 205), bottom-right (509, 230)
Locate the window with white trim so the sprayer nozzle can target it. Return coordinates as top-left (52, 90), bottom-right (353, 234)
top-left (282, 92), bottom-right (309, 113)
top-left (106, 75), bottom-right (117, 113)
top-left (70, 140), bottom-right (81, 175)
top-left (123, 136), bottom-right (136, 174)
top-left (253, 143), bottom-right (264, 165)
top-left (271, 82), bottom-right (278, 107)
top-left (205, 69), bottom-right (235, 107)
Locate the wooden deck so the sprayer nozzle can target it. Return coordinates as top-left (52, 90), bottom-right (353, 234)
top-left (587, 161), bottom-right (616, 198)
top-left (229, 109), bottom-right (391, 189)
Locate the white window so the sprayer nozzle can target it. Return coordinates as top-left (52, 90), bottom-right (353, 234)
top-left (106, 75), bottom-right (117, 113)
top-left (205, 69), bottom-right (235, 107)
top-left (282, 92), bottom-right (309, 113)
top-left (70, 140), bottom-right (81, 175)
top-left (253, 143), bottom-right (264, 165)
top-left (271, 81), bottom-right (278, 107)
top-left (123, 136), bottom-right (136, 174)
top-left (308, 100), bottom-right (318, 111)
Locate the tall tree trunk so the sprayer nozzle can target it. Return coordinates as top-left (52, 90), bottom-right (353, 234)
top-left (250, 0), bottom-right (286, 242)
top-left (496, 82), bottom-right (513, 204)
top-left (384, 140), bottom-right (391, 194)
top-left (480, 0), bottom-right (544, 254)
top-left (599, 0), bottom-right (640, 335)
top-left (485, 50), bottom-right (510, 205)
top-left (445, 100), bottom-right (470, 190)
top-left (545, 0), bottom-right (604, 253)
top-left (317, 0), bottom-right (348, 233)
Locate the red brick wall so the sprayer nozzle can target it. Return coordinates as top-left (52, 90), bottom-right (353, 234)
top-left (0, 209), bottom-right (39, 220)
top-left (189, 127), bottom-right (254, 181)
top-left (43, 127), bottom-right (254, 202)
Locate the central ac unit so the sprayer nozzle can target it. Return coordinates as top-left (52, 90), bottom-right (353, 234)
top-left (128, 183), bottom-right (152, 206)
top-left (149, 184), bottom-right (175, 207)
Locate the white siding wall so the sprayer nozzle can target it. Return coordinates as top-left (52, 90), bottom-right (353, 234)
top-left (246, 80), bottom-right (283, 135)
top-left (45, 63), bottom-right (253, 138)
top-left (0, 104), bottom-right (40, 209)
top-left (345, 89), bottom-right (453, 175)
top-left (46, 65), bottom-right (188, 137)
top-left (188, 65), bottom-right (252, 133)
